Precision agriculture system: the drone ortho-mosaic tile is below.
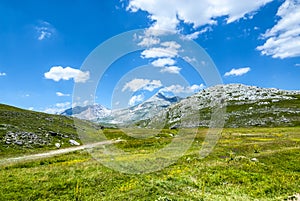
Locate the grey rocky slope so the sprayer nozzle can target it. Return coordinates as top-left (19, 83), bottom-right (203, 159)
top-left (100, 91), bottom-right (181, 125)
top-left (142, 84), bottom-right (300, 128)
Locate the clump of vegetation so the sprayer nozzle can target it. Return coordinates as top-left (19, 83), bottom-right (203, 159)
top-left (253, 144), bottom-right (261, 153)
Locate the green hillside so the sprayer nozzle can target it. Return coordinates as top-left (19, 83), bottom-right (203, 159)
top-left (0, 104), bottom-right (92, 157)
top-left (0, 99), bottom-right (299, 200)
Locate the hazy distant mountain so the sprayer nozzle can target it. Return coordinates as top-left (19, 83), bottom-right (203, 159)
top-left (61, 90), bottom-right (181, 125)
top-left (103, 91), bottom-right (181, 125)
top-left (61, 104), bottom-right (111, 121)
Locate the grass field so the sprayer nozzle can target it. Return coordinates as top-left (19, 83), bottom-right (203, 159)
top-left (0, 127), bottom-right (299, 200)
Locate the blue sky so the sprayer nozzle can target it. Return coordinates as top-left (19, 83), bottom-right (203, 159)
top-left (0, 0), bottom-right (299, 113)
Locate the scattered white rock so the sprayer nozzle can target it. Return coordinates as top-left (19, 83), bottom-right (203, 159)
top-left (55, 143), bottom-right (61, 148)
top-left (251, 158), bottom-right (259, 162)
top-left (69, 139), bottom-right (80, 146)
top-left (286, 193), bottom-right (300, 201)
top-left (258, 101), bottom-right (269, 105)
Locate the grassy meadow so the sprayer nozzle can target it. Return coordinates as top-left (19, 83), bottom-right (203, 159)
top-left (0, 127), bottom-right (299, 200)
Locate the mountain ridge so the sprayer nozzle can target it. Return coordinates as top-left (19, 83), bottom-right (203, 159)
top-left (60, 84), bottom-right (300, 128)
top-left (61, 90), bottom-right (182, 125)
top-left (145, 83), bottom-right (300, 128)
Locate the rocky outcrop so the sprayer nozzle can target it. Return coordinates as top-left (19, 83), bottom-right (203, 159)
top-left (2, 130), bottom-right (80, 148)
top-left (147, 84), bottom-right (300, 128)
top-left (3, 131), bottom-right (50, 147)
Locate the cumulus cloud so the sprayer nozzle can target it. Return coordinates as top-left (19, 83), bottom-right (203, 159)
top-left (56, 92), bottom-right (70, 97)
top-left (151, 58), bottom-right (176, 67)
top-left (127, 0), bottom-right (272, 37)
top-left (0, 72), bottom-right (6, 76)
top-left (257, 0), bottom-right (300, 59)
top-left (142, 41), bottom-right (182, 74)
top-left (44, 66), bottom-right (90, 83)
top-left (55, 102), bottom-right (71, 108)
top-left (122, 78), bottom-right (162, 92)
top-left (224, 67), bottom-right (251, 77)
top-left (44, 102), bottom-right (71, 114)
top-left (141, 46), bottom-right (179, 58)
top-left (164, 84), bottom-right (205, 94)
top-left (182, 27), bottom-right (212, 40)
top-left (161, 41), bottom-right (181, 49)
top-left (142, 41), bottom-right (180, 58)
top-left (128, 94), bottom-right (144, 106)
top-left (138, 37), bottom-right (160, 47)
top-left (36, 21), bottom-right (55, 41)
top-left (160, 66), bottom-right (181, 74)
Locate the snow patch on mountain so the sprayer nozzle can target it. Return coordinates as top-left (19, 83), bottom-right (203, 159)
top-left (61, 104), bottom-right (111, 121)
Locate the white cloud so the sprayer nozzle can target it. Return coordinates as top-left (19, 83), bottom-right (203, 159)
top-left (55, 102), bottom-right (71, 108)
top-left (138, 37), bottom-right (160, 47)
top-left (160, 66), bottom-right (181, 74)
top-left (143, 82), bottom-right (162, 91)
top-left (151, 58), bottom-right (176, 67)
top-left (183, 31), bottom-right (201, 40)
top-left (122, 78), bottom-right (162, 92)
top-left (190, 84), bottom-right (205, 92)
top-left (141, 46), bottom-right (179, 58)
top-left (0, 72), bottom-right (6, 76)
top-left (44, 66), bottom-right (90, 83)
top-left (44, 102), bottom-right (71, 114)
top-left (127, 0), bottom-right (272, 38)
top-left (183, 27), bottom-right (212, 40)
top-left (141, 41), bottom-right (181, 60)
top-left (129, 94), bottom-right (144, 106)
top-left (164, 84), bottom-right (205, 94)
top-left (183, 56), bottom-right (197, 63)
top-left (224, 67), bottom-right (251, 77)
top-left (28, 107), bottom-right (34, 111)
top-left (56, 92), bottom-right (70, 97)
top-left (36, 21), bottom-right (55, 41)
top-left (257, 0), bottom-right (300, 59)
top-left (295, 63), bottom-right (300, 67)
top-left (161, 41), bottom-right (181, 49)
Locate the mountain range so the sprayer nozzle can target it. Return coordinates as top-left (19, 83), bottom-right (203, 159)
top-left (1, 83), bottom-right (300, 153)
top-left (61, 90), bottom-right (181, 125)
top-left (61, 84), bottom-right (300, 128)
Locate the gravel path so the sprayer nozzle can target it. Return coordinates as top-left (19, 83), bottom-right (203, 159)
top-left (0, 140), bottom-right (122, 166)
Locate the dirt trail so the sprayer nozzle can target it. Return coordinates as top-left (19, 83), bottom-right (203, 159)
top-left (0, 140), bottom-right (122, 166)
